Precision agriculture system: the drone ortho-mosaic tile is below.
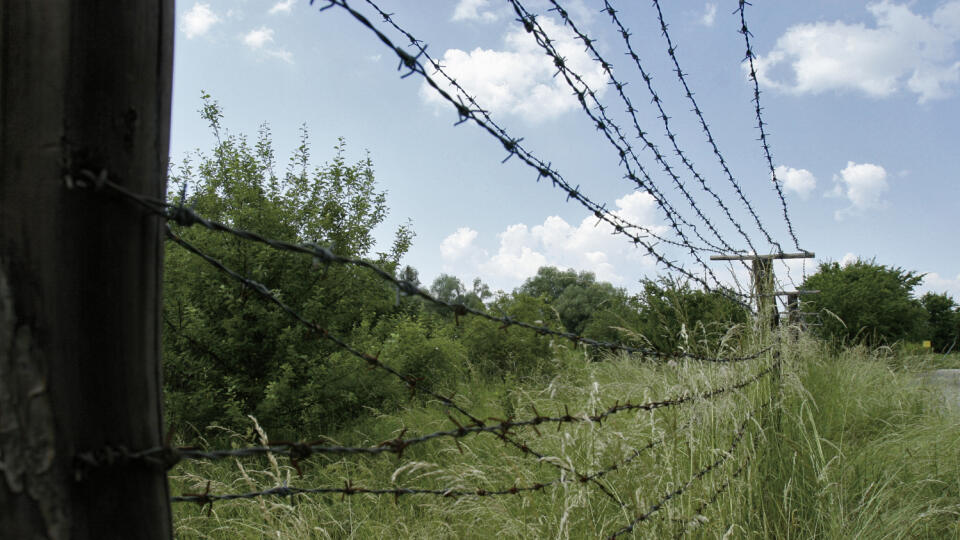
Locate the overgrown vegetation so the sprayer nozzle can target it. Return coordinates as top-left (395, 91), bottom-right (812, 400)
top-left (164, 104), bottom-right (960, 537)
top-left (163, 99), bottom-right (748, 440)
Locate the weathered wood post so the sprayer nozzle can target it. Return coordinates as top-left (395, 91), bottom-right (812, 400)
top-left (1, 2), bottom-right (174, 538)
top-left (709, 252), bottom-right (815, 336)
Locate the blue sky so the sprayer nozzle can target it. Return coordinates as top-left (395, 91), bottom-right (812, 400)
top-left (170, 0), bottom-right (960, 301)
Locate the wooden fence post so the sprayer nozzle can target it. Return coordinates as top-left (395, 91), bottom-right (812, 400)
top-left (1, 2), bottom-right (174, 538)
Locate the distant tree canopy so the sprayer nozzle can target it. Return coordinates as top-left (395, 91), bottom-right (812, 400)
top-left (920, 292), bottom-right (960, 352)
top-left (801, 259), bottom-right (927, 346)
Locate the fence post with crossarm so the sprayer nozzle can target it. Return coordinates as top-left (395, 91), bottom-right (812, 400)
top-left (0, 2), bottom-right (174, 538)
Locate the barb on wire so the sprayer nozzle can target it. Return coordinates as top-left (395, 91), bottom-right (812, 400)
top-left (505, 0), bottom-right (734, 291)
top-left (311, 0), bottom-right (752, 304)
top-left (76, 171), bottom-right (757, 361)
top-left (160, 221), bottom-right (632, 504)
top-left (163, 225), bottom-right (484, 428)
top-left (542, 0), bottom-right (752, 265)
top-left (77, 358), bottom-right (778, 477)
top-left (357, 0), bottom-right (709, 256)
top-left (736, 0), bottom-right (803, 252)
top-left (168, 408), bottom-right (698, 508)
top-left (70, 171), bottom-right (773, 511)
top-left (606, 0), bottom-right (775, 255)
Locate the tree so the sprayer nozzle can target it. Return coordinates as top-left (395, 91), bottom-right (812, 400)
top-left (163, 95), bottom-right (414, 437)
top-left (634, 277), bottom-right (749, 355)
top-left (920, 292), bottom-right (959, 352)
top-left (801, 259), bottom-right (926, 346)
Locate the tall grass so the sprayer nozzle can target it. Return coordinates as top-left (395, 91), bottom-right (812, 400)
top-left (169, 333), bottom-right (960, 538)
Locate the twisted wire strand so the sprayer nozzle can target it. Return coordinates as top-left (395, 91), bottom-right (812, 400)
top-left (736, 0), bottom-right (803, 252)
top-left (607, 0), bottom-right (773, 254)
top-left (312, 0), bottom-right (748, 301)
top-left (359, 0), bottom-right (708, 256)
top-left (544, 0), bottom-right (754, 263)
top-left (76, 172), bottom-right (756, 358)
top-left (76, 359), bottom-right (777, 473)
top-left (504, 0), bottom-right (732, 289)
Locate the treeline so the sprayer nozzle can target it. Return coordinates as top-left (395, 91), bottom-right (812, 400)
top-left (801, 260), bottom-right (960, 352)
top-left (161, 99), bottom-right (749, 440)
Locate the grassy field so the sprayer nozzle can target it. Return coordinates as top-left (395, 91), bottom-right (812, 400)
top-left (168, 335), bottom-right (960, 538)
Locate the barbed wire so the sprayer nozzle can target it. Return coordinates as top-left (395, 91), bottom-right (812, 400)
top-left (311, 0), bottom-right (748, 300)
top-left (77, 358), bottom-right (778, 476)
top-left (736, 0), bottom-right (803, 252)
top-left (160, 218), bottom-right (627, 506)
top-left (542, 0), bottom-right (756, 265)
top-left (621, 0), bottom-right (778, 254)
top-left (70, 170), bottom-right (759, 358)
top-left (168, 407), bottom-right (686, 509)
top-left (504, 0), bottom-right (733, 289)
top-left (162, 370), bottom-right (770, 515)
top-left (357, 0), bottom-right (715, 258)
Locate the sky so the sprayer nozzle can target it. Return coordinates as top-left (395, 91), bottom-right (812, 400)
top-left (169, 0), bottom-right (960, 303)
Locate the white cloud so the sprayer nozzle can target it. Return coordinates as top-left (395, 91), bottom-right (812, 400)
top-left (243, 27), bottom-right (294, 63)
top-left (774, 165), bottom-right (817, 199)
top-left (421, 17), bottom-right (609, 122)
top-left (181, 3), bottom-right (220, 39)
top-left (452, 0), bottom-right (498, 22)
top-left (269, 0), bottom-right (296, 15)
top-left (753, 1), bottom-right (960, 103)
top-left (840, 252), bottom-right (858, 266)
top-left (441, 227), bottom-right (481, 261)
top-left (244, 27), bottom-right (274, 49)
top-left (921, 272), bottom-right (960, 298)
top-left (829, 161), bottom-right (889, 220)
top-left (440, 192), bottom-right (664, 290)
top-left (701, 3), bottom-right (717, 27)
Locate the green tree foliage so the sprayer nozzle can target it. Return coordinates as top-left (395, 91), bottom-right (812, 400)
top-left (801, 259), bottom-right (925, 346)
top-left (163, 95), bottom-right (414, 436)
top-left (919, 292), bottom-right (959, 352)
top-left (517, 267), bottom-right (640, 341)
top-left (634, 277), bottom-right (749, 355)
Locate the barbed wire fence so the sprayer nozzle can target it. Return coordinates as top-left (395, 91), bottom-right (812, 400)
top-left (5, 0), bottom-right (812, 537)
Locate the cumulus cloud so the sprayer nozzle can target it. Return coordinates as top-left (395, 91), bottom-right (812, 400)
top-left (243, 27), bottom-right (293, 63)
top-left (774, 165), bottom-right (817, 199)
top-left (440, 192), bottom-right (664, 289)
top-left (828, 161), bottom-right (889, 220)
top-left (921, 272), bottom-right (960, 298)
top-left (441, 227), bottom-right (481, 261)
top-left (269, 0), bottom-right (296, 15)
top-left (840, 252), bottom-right (858, 266)
top-left (181, 3), bottom-right (219, 39)
top-left (753, 1), bottom-right (960, 103)
top-left (452, 0), bottom-right (499, 22)
top-left (421, 17), bottom-right (608, 122)
top-left (701, 3), bottom-right (718, 27)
